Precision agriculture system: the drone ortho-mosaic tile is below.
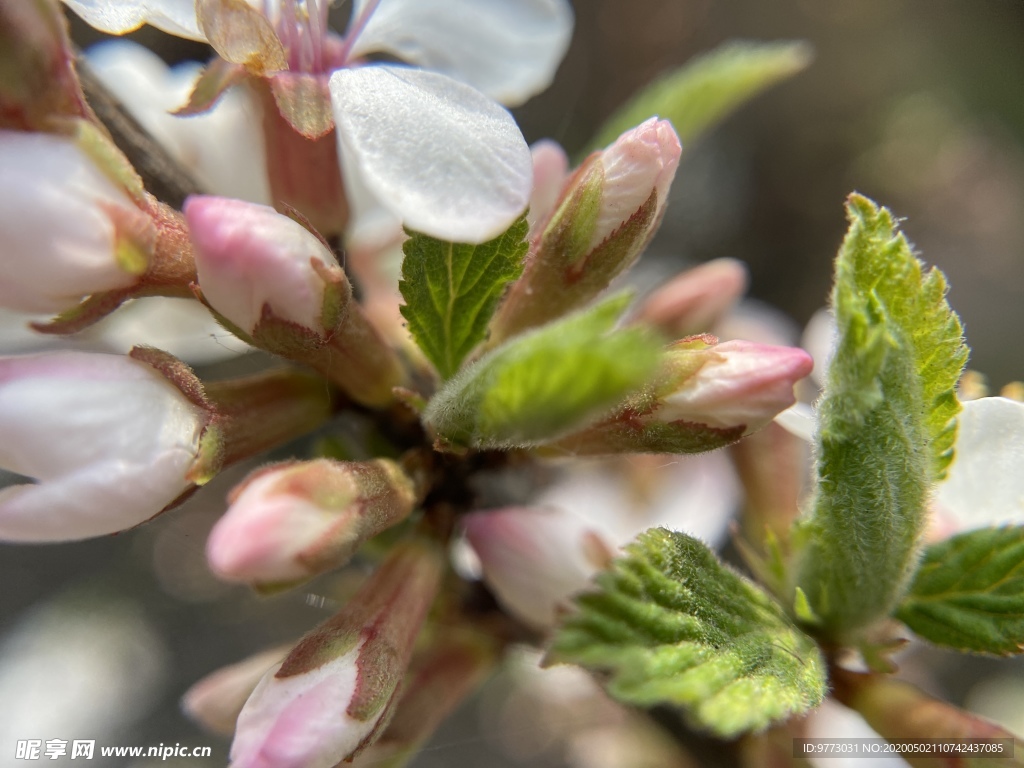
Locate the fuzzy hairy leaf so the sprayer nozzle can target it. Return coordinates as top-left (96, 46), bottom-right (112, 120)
top-left (897, 526), bottom-right (1024, 655)
top-left (550, 529), bottom-right (826, 738)
top-left (585, 40), bottom-right (812, 153)
top-left (400, 215), bottom-right (528, 379)
top-left (423, 293), bottom-right (660, 450)
top-left (794, 194), bottom-right (968, 639)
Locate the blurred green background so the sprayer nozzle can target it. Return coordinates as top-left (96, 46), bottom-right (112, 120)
top-left (3, 1), bottom-right (1024, 766)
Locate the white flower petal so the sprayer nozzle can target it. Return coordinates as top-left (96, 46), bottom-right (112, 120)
top-left (0, 300), bottom-right (249, 365)
top-left (802, 306), bottom-right (836, 388)
top-left (61, 0), bottom-right (204, 41)
top-left (330, 65), bottom-right (532, 244)
top-left (349, 0), bottom-right (573, 106)
top-left (774, 401), bottom-right (816, 443)
top-left (86, 40), bottom-right (270, 204)
top-left (935, 397), bottom-right (1024, 530)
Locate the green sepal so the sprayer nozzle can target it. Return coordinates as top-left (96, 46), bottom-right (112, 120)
top-left (423, 293), bottom-right (660, 450)
top-left (896, 526), bottom-right (1024, 656)
top-left (399, 215), bottom-right (528, 379)
top-left (584, 40), bottom-right (812, 153)
top-left (793, 194), bottom-right (968, 639)
top-left (550, 529), bottom-right (826, 738)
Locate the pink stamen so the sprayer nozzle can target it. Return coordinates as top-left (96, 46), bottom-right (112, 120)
top-left (337, 0), bottom-right (382, 66)
top-left (307, 0), bottom-right (324, 73)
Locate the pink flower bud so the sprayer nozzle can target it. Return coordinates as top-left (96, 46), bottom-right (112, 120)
top-left (0, 351), bottom-right (206, 541)
top-left (526, 139), bottom-right (570, 236)
top-left (462, 507), bottom-right (615, 629)
top-left (183, 645), bottom-right (292, 736)
top-left (584, 117), bottom-right (681, 254)
top-left (230, 540), bottom-right (444, 768)
top-left (186, 195), bottom-right (405, 407)
top-left (553, 337), bottom-right (812, 455)
top-left (657, 339), bottom-right (814, 434)
top-left (186, 196), bottom-right (342, 337)
top-left (0, 130), bottom-right (154, 314)
top-left (491, 118), bottom-right (682, 342)
top-left (635, 258), bottom-right (749, 337)
top-left (207, 459), bottom-right (418, 589)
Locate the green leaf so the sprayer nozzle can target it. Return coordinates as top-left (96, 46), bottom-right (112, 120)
top-left (793, 194), bottom-right (968, 640)
top-left (399, 215), bottom-right (528, 379)
top-left (585, 40), bottom-right (812, 153)
top-left (550, 529), bottom-right (826, 738)
top-left (896, 526), bottom-right (1024, 655)
top-left (423, 293), bottom-right (660, 450)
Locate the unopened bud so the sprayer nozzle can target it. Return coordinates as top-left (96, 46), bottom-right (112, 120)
top-left (0, 130), bottom-right (154, 314)
top-left (0, 345), bottom-right (335, 543)
top-left (0, 350), bottom-right (206, 541)
top-left (491, 118), bottom-right (681, 343)
top-left (207, 458), bottom-right (418, 590)
top-left (658, 339), bottom-right (813, 430)
top-left (182, 645), bottom-right (291, 736)
top-left (230, 539), bottom-right (444, 768)
top-left (554, 337), bottom-right (813, 455)
top-left (186, 196), bottom-right (405, 406)
top-left (463, 506), bottom-right (615, 629)
top-left (634, 258), bottom-right (749, 337)
top-left (526, 139), bottom-right (570, 236)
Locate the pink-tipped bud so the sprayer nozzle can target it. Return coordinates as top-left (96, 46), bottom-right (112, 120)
top-left (230, 539), bottom-right (444, 768)
top-left (182, 645), bottom-right (292, 736)
top-left (526, 139), bottom-right (570, 236)
top-left (0, 350), bottom-right (206, 541)
top-left (554, 337), bottom-right (813, 455)
top-left (186, 195), bottom-right (404, 406)
top-left (207, 459), bottom-right (418, 589)
top-left (186, 196), bottom-right (344, 339)
top-left (635, 258), bottom-right (749, 337)
top-left (657, 339), bottom-right (814, 434)
top-left (491, 118), bottom-right (682, 342)
top-left (584, 117), bottom-right (681, 254)
top-left (0, 130), bottom-right (154, 314)
top-left (462, 507), bottom-right (615, 629)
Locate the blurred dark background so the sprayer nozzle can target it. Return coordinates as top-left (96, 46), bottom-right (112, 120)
top-left (4, 1), bottom-right (1024, 766)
